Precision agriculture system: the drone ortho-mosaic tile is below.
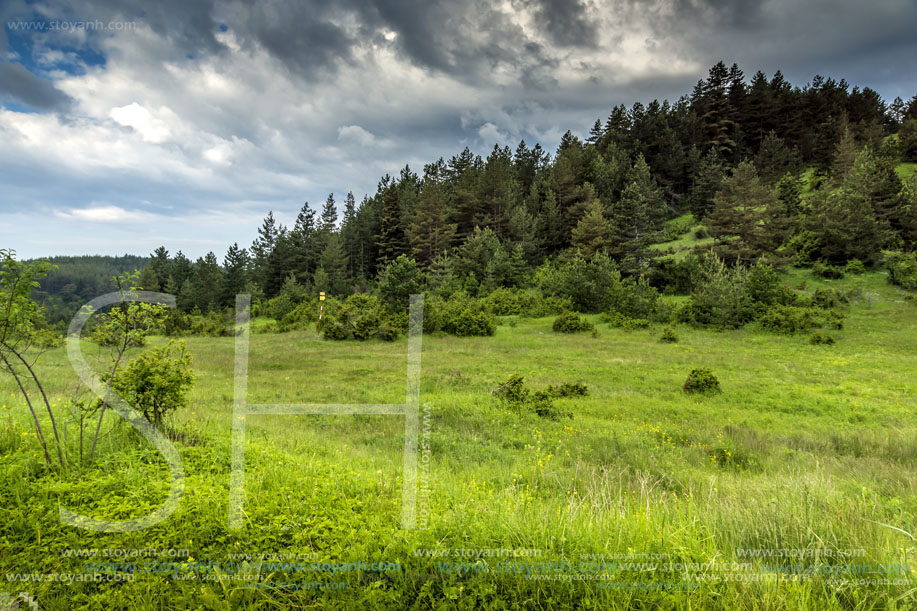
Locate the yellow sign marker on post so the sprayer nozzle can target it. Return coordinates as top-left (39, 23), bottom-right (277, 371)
top-left (318, 292), bottom-right (326, 332)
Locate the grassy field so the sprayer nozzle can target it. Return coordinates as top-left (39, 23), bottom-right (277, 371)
top-left (1, 270), bottom-right (916, 609)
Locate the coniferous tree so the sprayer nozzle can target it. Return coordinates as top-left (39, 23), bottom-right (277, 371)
top-left (571, 199), bottom-right (611, 258)
top-left (899, 119), bottom-right (917, 162)
top-left (319, 233), bottom-right (349, 294)
top-left (340, 191), bottom-right (359, 278)
top-left (586, 119), bottom-right (604, 144)
top-left (138, 265), bottom-right (160, 292)
top-left (149, 246), bottom-right (170, 289)
top-left (320, 193), bottom-right (338, 231)
top-left (291, 201), bottom-right (319, 283)
top-left (534, 189), bottom-right (564, 255)
top-left (376, 179), bottom-right (405, 266)
top-left (609, 181), bottom-right (652, 259)
top-left (754, 131), bottom-right (800, 184)
top-left (170, 251), bottom-right (192, 289)
top-left (708, 161), bottom-right (775, 262)
top-left (191, 252), bottom-right (223, 312)
top-left (831, 124), bottom-right (860, 183)
top-left (221, 243), bottom-right (249, 307)
top-left (476, 144), bottom-right (518, 238)
top-left (688, 148), bottom-right (726, 220)
top-left (624, 154), bottom-right (667, 227)
top-left (250, 211), bottom-right (278, 288)
top-left (410, 181), bottom-right (456, 269)
top-left (505, 202), bottom-right (540, 263)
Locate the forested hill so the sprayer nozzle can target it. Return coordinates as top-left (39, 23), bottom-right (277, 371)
top-left (30, 255), bottom-right (148, 324)
top-left (33, 61), bottom-right (917, 318)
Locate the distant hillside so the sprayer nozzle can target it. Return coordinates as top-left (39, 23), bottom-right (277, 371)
top-left (30, 255), bottom-right (149, 325)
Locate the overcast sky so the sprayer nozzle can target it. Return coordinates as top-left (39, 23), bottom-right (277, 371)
top-left (1, 0), bottom-right (915, 260)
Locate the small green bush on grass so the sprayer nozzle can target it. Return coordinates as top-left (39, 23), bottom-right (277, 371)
top-left (492, 375), bottom-right (587, 420)
top-left (552, 311), bottom-right (594, 333)
top-left (810, 332), bottom-right (836, 345)
top-left (683, 367), bottom-right (721, 394)
top-left (602, 311), bottom-right (650, 330)
top-left (812, 260), bottom-right (845, 279)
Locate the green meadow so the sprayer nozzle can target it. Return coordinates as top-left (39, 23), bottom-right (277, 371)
top-left (2, 269), bottom-right (916, 609)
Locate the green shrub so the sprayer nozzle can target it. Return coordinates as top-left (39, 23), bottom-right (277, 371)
top-left (552, 311), bottom-right (594, 333)
top-left (110, 340), bottom-right (195, 428)
top-left (610, 275), bottom-right (660, 319)
top-left (811, 288), bottom-right (849, 309)
top-left (535, 251), bottom-right (621, 313)
top-left (493, 374), bottom-right (529, 405)
top-left (542, 382), bottom-right (589, 398)
top-left (492, 375), bottom-right (584, 420)
top-left (693, 226), bottom-right (710, 239)
top-left (321, 316), bottom-right (350, 341)
top-left (443, 308), bottom-right (496, 337)
top-left (188, 311), bottom-right (232, 337)
top-left (320, 294), bottom-right (399, 341)
top-left (602, 311), bottom-right (650, 330)
top-left (161, 309), bottom-right (192, 336)
top-left (659, 327), bottom-right (679, 343)
top-left (377, 255), bottom-right (423, 310)
top-left (757, 305), bottom-right (841, 334)
top-left (647, 254), bottom-right (703, 296)
top-left (279, 300), bottom-right (319, 331)
top-left (844, 259), bottom-right (866, 274)
top-left (812, 260), bottom-right (844, 279)
top-left (745, 261), bottom-right (792, 306)
top-left (683, 368), bottom-right (720, 394)
top-left (681, 256), bottom-right (755, 329)
top-left (809, 332), bottom-right (835, 345)
top-left (481, 287), bottom-right (571, 317)
top-left (884, 251), bottom-right (917, 290)
top-left (424, 293), bottom-right (497, 337)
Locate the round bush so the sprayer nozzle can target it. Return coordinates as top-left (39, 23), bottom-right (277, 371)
top-left (443, 308), bottom-right (496, 337)
top-left (683, 367), bottom-right (721, 394)
top-left (659, 327), bottom-right (679, 343)
top-left (552, 311), bottom-right (594, 333)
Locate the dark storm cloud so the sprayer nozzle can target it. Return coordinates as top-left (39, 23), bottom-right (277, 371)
top-left (227, 0), bottom-right (561, 85)
top-left (0, 61), bottom-right (73, 110)
top-left (527, 0), bottom-right (599, 47)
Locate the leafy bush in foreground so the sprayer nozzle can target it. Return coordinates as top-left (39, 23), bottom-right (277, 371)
top-left (110, 340), bottom-right (195, 428)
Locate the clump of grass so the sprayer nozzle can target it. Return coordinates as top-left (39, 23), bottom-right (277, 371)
top-left (683, 367), bottom-right (721, 394)
top-left (809, 332), bottom-right (835, 345)
top-left (659, 327), bottom-right (679, 343)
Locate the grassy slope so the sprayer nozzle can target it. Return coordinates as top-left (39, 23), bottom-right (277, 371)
top-left (1, 271), bottom-right (916, 609)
